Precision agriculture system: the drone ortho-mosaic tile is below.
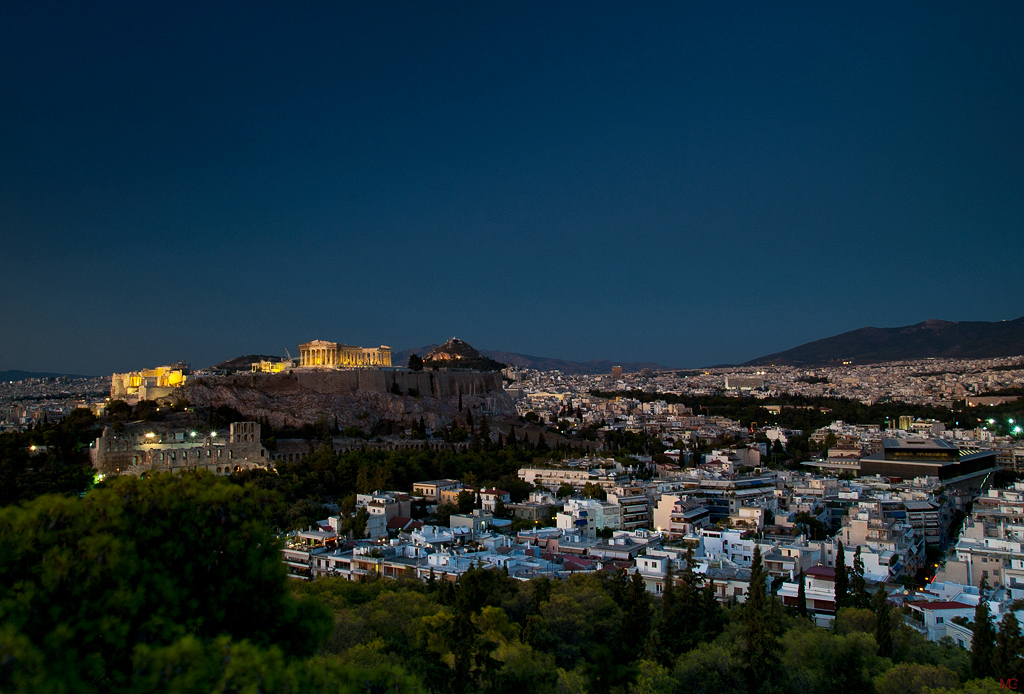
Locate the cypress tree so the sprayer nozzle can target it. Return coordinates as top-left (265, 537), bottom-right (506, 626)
top-left (797, 570), bottom-right (808, 619)
top-left (747, 544), bottom-right (766, 612)
top-left (620, 570), bottom-right (652, 661)
top-left (660, 560), bottom-right (680, 659)
top-left (852, 545), bottom-right (868, 608)
top-left (479, 414), bottom-right (490, 448)
top-left (834, 541), bottom-right (849, 612)
top-left (994, 609), bottom-right (1024, 680)
top-left (741, 545), bottom-right (782, 693)
top-left (507, 426), bottom-right (516, 447)
top-left (973, 577), bottom-right (996, 679)
top-left (873, 584), bottom-right (893, 658)
top-left (699, 577), bottom-right (723, 642)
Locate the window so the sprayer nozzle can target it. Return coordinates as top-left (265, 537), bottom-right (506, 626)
top-left (936, 617), bottom-right (944, 624)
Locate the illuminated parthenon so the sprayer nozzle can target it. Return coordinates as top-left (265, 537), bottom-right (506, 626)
top-left (298, 340), bottom-right (392, 368)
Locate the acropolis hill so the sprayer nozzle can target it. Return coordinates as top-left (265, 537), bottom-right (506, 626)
top-left (183, 333), bottom-right (514, 432)
top-left (183, 369), bottom-right (512, 430)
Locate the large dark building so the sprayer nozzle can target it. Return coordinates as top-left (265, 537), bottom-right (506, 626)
top-left (859, 438), bottom-right (998, 489)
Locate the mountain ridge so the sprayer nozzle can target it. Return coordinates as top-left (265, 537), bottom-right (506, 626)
top-left (743, 317), bottom-right (1024, 366)
top-left (393, 345), bottom-right (672, 375)
top-left (0, 369), bottom-right (94, 381)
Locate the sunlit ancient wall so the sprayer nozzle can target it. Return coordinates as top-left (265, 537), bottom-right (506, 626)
top-left (298, 340), bottom-right (392, 368)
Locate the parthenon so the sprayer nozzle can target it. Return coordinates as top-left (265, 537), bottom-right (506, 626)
top-left (298, 340), bottom-right (392, 368)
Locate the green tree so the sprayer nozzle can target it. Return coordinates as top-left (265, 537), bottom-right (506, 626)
top-left (494, 497), bottom-right (511, 520)
top-left (834, 541), bottom-right (849, 611)
top-left (619, 570), bottom-right (653, 662)
top-left (873, 584), bottom-right (894, 658)
top-left (0, 472), bottom-right (333, 693)
top-left (673, 642), bottom-right (746, 694)
top-left (851, 545), bottom-right (868, 608)
top-left (628, 659), bottom-right (675, 694)
top-left (782, 628), bottom-right (889, 694)
top-left (821, 432), bottom-right (838, 451)
top-left (657, 560), bottom-right (680, 662)
top-left (479, 414), bottom-right (491, 450)
top-left (873, 662), bottom-right (959, 694)
top-left (740, 545), bottom-right (784, 693)
top-left (408, 354), bottom-right (424, 371)
top-left (797, 570), bottom-right (808, 619)
top-left (972, 577), bottom-right (995, 680)
top-left (456, 490), bottom-right (475, 515)
top-left (993, 608), bottom-right (1024, 683)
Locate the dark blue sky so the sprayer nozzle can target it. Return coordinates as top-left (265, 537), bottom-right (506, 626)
top-left (2, 2), bottom-right (1022, 374)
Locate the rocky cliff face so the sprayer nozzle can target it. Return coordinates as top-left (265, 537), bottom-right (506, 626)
top-left (180, 369), bottom-right (514, 430)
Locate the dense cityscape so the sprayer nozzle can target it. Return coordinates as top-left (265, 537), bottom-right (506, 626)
top-left (2, 341), bottom-right (1024, 692)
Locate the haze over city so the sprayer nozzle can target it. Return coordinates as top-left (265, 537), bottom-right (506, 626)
top-left (2, 2), bottom-right (1022, 375)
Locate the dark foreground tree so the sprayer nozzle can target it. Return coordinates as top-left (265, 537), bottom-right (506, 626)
top-left (740, 545), bottom-right (784, 693)
top-left (0, 472), bottom-right (377, 693)
top-left (834, 541), bottom-right (849, 610)
top-left (972, 576), bottom-right (996, 679)
top-left (873, 585), bottom-right (894, 658)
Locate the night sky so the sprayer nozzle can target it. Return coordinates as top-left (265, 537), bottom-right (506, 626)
top-left (2, 2), bottom-right (1023, 375)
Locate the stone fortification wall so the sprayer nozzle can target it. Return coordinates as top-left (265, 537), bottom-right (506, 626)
top-left (180, 369), bottom-right (514, 430)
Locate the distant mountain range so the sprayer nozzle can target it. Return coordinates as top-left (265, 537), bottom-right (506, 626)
top-left (0, 369), bottom-right (93, 382)
top-left (743, 317), bottom-right (1024, 367)
top-left (393, 345), bottom-right (671, 375)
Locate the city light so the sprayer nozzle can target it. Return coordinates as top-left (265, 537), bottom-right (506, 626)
top-left (145, 432), bottom-right (155, 438)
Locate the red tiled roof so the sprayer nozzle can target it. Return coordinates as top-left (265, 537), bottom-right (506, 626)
top-left (916, 601), bottom-right (973, 611)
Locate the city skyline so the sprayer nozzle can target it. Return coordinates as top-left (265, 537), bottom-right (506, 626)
top-left (2, 2), bottom-right (1023, 375)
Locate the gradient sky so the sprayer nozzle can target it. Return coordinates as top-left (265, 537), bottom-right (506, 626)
top-left (2, 2), bottom-right (1023, 375)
